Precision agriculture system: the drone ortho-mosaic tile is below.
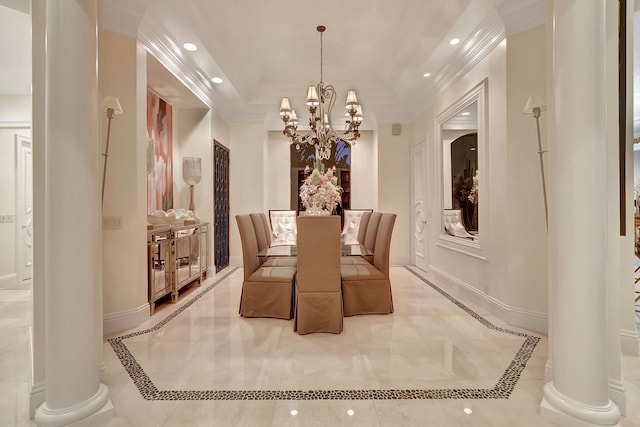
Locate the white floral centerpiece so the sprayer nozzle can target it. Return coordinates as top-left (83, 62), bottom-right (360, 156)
top-left (300, 165), bottom-right (342, 215)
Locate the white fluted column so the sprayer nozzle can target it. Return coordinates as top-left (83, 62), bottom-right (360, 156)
top-left (541, 1), bottom-right (620, 425)
top-left (35, 1), bottom-right (113, 426)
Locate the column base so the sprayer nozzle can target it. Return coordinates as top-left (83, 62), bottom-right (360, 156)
top-left (541, 382), bottom-right (620, 427)
top-left (35, 383), bottom-right (114, 427)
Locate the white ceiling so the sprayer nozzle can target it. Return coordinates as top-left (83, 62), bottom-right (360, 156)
top-left (1, 0), bottom-right (547, 130)
top-left (103, 0), bottom-right (546, 129)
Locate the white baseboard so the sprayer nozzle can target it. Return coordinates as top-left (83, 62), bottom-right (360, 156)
top-left (391, 256), bottom-right (410, 266)
top-left (426, 265), bottom-right (548, 334)
top-left (608, 378), bottom-right (627, 417)
top-left (0, 273), bottom-right (18, 289)
top-left (103, 303), bottom-right (150, 336)
top-left (29, 381), bottom-right (46, 418)
top-left (620, 328), bottom-right (640, 356)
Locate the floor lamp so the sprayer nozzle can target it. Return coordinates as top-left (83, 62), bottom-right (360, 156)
top-left (523, 95), bottom-right (548, 230)
top-left (182, 157), bottom-right (202, 213)
top-left (101, 96), bottom-right (123, 207)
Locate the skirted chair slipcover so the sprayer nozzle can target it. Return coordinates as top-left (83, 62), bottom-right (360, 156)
top-left (341, 213), bottom-right (396, 316)
top-left (236, 214), bottom-right (296, 319)
top-left (294, 215), bottom-right (343, 334)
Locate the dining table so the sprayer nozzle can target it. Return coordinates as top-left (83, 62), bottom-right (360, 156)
top-left (257, 242), bottom-right (373, 258)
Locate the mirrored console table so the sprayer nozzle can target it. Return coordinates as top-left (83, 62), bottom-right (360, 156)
top-left (147, 222), bottom-right (209, 314)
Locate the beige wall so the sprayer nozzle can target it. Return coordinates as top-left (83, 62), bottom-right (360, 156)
top-left (174, 108), bottom-right (214, 270)
top-left (505, 25), bottom-right (548, 313)
top-left (378, 123), bottom-right (412, 265)
top-left (229, 124), bottom-right (267, 264)
top-left (99, 30), bottom-right (149, 325)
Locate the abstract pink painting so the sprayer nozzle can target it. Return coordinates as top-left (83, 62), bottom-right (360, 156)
top-left (147, 90), bottom-right (173, 213)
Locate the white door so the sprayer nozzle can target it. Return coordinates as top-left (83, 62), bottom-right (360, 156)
top-left (412, 139), bottom-right (428, 272)
top-left (16, 134), bottom-right (33, 282)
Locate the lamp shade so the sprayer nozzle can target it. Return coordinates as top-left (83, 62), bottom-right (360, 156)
top-left (101, 96), bottom-right (123, 115)
top-left (279, 97), bottom-right (291, 114)
top-left (523, 95), bottom-right (546, 114)
top-left (306, 86), bottom-right (319, 106)
top-left (345, 90), bottom-right (358, 106)
top-left (182, 157), bottom-right (202, 186)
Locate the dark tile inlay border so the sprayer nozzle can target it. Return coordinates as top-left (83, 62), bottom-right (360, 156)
top-left (108, 265), bottom-right (540, 401)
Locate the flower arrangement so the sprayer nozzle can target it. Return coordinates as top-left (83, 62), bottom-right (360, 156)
top-left (299, 165), bottom-right (342, 215)
top-left (468, 170), bottom-right (479, 205)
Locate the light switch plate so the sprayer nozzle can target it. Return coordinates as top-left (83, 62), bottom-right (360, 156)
top-left (102, 216), bottom-right (123, 230)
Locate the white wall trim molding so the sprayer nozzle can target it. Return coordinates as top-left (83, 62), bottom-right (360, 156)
top-left (29, 381), bottom-right (46, 418)
top-left (497, 0), bottom-right (546, 36)
top-left (138, 20), bottom-right (217, 112)
top-left (412, 10), bottom-right (505, 119)
top-left (101, 2), bottom-right (146, 39)
top-left (608, 379), bottom-right (627, 417)
top-left (103, 303), bottom-right (150, 336)
top-left (428, 265), bottom-right (548, 334)
top-left (0, 273), bottom-right (18, 289)
top-left (620, 328), bottom-right (640, 356)
top-left (0, 120), bottom-right (31, 129)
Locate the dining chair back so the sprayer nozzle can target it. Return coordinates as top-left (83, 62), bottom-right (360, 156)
top-left (269, 210), bottom-right (298, 246)
top-left (357, 211), bottom-right (372, 244)
top-left (294, 215), bottom-right (343, 334)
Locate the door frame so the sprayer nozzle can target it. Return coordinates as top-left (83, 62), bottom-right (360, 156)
top-left (15, 133), bottom-right (33, 283)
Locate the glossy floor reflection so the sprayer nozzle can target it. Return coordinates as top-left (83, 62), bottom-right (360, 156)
top-left (2, 267), bottom-right (640, 426)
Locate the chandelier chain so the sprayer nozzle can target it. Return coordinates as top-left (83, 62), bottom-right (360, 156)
top-left (320, 29), bottom-right (323, 84)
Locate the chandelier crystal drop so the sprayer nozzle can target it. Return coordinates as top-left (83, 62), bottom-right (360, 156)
top-left (279, 25), bottom-right (364, 160)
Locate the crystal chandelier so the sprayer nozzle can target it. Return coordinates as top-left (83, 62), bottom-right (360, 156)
top-left (279, 25), bottom-right (364, 161)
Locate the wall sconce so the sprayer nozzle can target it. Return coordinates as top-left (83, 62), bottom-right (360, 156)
top-left (524, 95), bottom-right (548, 230)
top-left (182, 157), bottom-right (202, 212)
top-left (100, 96), bottom-right (123, 207)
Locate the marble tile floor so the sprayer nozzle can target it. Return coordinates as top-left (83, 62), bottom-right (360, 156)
top-left (2, 267), bottom-right (639, 426)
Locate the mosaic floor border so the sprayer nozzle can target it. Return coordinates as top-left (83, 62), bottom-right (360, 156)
top-left (108, 265), bottom-right (540, 401)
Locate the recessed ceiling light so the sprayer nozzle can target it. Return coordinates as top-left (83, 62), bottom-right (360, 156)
top-left (290, 410), bottom-right (298, 416)
top-left (464, 407), bottom-right (473, 415)
top-left (450, 38), bottom-right (460, 45)
top-left (423, 72), bottom-right (431, 78)
top-left (461, 111), bottom-right (470, 116)
top-left (183, 42), bottom-right (198, 52)
top-left (211, 77), bottom-right (223, 84)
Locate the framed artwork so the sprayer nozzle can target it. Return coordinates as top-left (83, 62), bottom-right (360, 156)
top-left (147, 90), bottom-right (173, 212)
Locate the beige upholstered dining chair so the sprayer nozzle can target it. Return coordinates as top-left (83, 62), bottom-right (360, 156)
top-left (341, 213), bottom-right (396, 316)
top-left (294, 215), bottom-right (343, 334)
top-left (249, 213), bottom-right (297, 267)
top-left (236, 214), bottom-right (296, 319)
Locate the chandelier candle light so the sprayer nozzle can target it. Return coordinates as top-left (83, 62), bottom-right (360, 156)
top-left (279, 25), bottom-right (363, 160)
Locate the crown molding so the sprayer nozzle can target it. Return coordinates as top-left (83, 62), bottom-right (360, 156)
top-left (138, 18), bottom-right (217, 112)
top-left (498, 0), bottom-right (546, 36)
top-left (410, 9), bottom-right (505, 122)
top-left (101, 1), bottom-right (146, 39)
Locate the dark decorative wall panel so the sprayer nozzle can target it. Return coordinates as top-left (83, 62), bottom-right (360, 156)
top-left (214, 141), bottom-right (229, 271)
